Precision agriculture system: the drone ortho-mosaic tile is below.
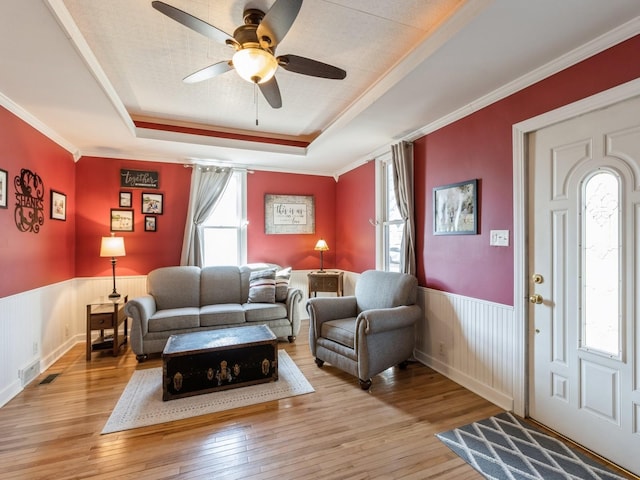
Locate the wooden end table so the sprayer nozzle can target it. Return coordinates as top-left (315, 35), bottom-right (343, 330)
top-left (86, 295), bottom-right (128, 361)
top-left (307, 270), bottom-right (344, 297)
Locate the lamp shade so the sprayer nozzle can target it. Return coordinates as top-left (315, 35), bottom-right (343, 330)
top-left (314, 239), bottom-right (329, 251)
top-left (100, 235), bottom-right (126, 257)
top-left (232, 47), bottom-right (278, 84)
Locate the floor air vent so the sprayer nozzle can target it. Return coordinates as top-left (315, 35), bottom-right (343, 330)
top-left (39, 373), bottom-right (60, 385)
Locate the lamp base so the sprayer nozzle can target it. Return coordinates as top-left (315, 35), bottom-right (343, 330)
top-left (108, 292), bottom-right (121, 299)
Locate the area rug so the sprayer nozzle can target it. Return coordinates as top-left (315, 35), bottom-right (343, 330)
top-left (436, 412), bottom-right (627, 479)
top-left (102, 350), bottom-right (313, 434)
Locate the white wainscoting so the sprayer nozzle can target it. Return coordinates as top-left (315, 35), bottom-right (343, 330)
top-left (0, 276), bottom-right (147, 407)
top-left (414, 287), bottom-right (516, 411)
top-left (1, 273), bottom-right (515, 412)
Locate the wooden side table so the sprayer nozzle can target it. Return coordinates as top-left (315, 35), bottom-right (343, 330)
top-left (86, 295), bottom-right (128, 361)
top-left (308, 271), bottom-right (344, 298)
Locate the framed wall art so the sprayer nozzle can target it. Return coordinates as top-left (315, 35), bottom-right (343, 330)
top-left (433, 179), bottom-right (478, 235)
top-left (264, 194), bottom-right (315, 234)
top-left (0, 168), bottom-right (7, 209)
top-left (119, 191), bottom-right (132, 208)
top-left (145, 216), bottom-right (157, 232)
top-left (110, 209), bottom-right (134, 232)
top-left (141, 192), bottom-right (163, 214)
top-left (50, 190), bottom-right (67, 221)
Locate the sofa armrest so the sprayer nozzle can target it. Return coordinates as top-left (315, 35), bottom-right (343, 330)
top-left (356, 305), bottom-right (421, 334)
top-left (306, 296), bottom-right (358, 325)
top-left (355, 304), bottom-right (422, 380)
top-left (124, 295), bottom-right (156, 355)
top-left (285, 286), bottom-right (304, 337)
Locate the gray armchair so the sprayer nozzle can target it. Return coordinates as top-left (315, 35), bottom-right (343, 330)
top-left (306, 270), bottom-right (422, 390)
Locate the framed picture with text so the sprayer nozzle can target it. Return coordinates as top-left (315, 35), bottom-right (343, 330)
top-left (264, 194), bottom-right (315, 234)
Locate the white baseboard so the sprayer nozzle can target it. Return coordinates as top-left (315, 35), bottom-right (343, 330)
top-left (414, 348), bottom-right (513, 411)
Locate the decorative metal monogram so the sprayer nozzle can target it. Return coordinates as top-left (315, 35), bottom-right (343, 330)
top-left (14, 168), bottom-right (45, 233)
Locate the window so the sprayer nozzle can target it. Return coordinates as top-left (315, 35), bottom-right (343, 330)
top-left (376, 154), bottom-right (403, 272)
top-left (581, 169), bottom-right (621, 357)
top-left (202, 170), bottom-right (247, 266)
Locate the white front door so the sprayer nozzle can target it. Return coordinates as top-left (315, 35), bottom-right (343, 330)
top-left (528, 95), bottom-right (640, 474)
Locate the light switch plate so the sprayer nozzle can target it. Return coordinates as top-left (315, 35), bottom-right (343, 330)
top-left (490, 230), bottom-right (509, 246)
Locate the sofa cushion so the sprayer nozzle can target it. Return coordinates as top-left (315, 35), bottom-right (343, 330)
top-left (275, 267), bottom-right (292, 302)
top-left (148, 266), bottom-right (201, 310)
top-left (321, 318), bottom-right (357, 349)
top-left (148, 307), bottom-right (200, 332)
top-left (201, 266), bottom-right (243, 305)
top-left (200, 304), bottom-right (246, 327)
top-left (247, 268), bottom-right (276, 303)
top-left (243, 302), bottom-right (287, 322)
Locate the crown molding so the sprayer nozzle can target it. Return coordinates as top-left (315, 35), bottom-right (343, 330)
top-left (405, 16), bottom-right (640, 142)
top-left (0, 91), bottom-right (81, 160)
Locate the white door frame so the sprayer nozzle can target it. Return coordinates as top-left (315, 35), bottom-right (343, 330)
top-left (511, 77), bottom-right (640, 417)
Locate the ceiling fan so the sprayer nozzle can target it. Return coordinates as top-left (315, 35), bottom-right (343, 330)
top-left (151, 0), bottom-right (347, 109)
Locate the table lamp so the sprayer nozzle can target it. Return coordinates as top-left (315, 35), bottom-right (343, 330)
top-left (100, 233), bottom-right (126, 299)
top-left (314, 239), bottom-right (329, 272)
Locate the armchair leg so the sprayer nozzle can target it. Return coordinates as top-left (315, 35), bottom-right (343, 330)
top-left (359, 378), bottom-right (372, 390)
top-left (399, 360), bottom-right (409, 370)
top-left (315, 358), bottom-right (324, 368)
top-left (287, 335), bottom-right (296, 343)
top-left (136, 354), bottom-right (148, 363)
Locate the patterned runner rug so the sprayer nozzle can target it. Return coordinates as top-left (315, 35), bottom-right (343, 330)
top-left (436, 412), bottom-right (628, 479)
top-left (102, 350), bottom-right (313, 434)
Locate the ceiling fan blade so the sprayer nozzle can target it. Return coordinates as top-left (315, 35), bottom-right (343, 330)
top-left (256, 0), bottom-right (302, 50)
top-left (259, 77), bottom-right (282, 109)
top-left (152, 1), bottom-right (236, 46)
top-left (278, 55), bottom-right (346, 80)
top-left (183, 61), bottom-right (233, 84)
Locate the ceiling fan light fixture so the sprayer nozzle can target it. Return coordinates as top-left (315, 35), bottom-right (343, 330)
top-left (233, 48), bottom-right (278, 84)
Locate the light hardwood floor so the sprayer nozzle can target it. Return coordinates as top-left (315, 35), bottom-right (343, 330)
top-left (0, 322), bottom-right (624, 479)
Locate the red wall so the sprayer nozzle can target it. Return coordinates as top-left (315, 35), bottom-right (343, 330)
top-left (3, 35), bottom-right (639, 302)
top-left (0, 107), bottom-right (76, 298)
top-left (335, 161), bottom-right (375, 272)
top-left (416, 34), bottom-right (640, 306)
top-left (75, 157), bottom-right (191, 277)
top-left (247, 170), bottom-right (336, 269)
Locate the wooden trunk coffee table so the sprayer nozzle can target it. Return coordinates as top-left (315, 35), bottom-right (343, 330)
top-left (162, 325), bottom-right (278, 401)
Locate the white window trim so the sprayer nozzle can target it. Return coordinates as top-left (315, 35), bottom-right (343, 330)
top-left (375, 151), bottom-right (402, 272)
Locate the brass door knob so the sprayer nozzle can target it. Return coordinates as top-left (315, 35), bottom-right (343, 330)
top-left (529, 294), bottom-right (543, 304)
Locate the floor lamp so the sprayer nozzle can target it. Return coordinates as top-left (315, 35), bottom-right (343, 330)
top-left (314, 239), bottom-right (329, 272)
top-left (100, 234), bottom-right (126, 299)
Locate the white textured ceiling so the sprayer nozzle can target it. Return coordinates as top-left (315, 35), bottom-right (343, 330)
top-left (0, 1), bottom-right (639, 175)
top-left (62, 0), bottom-right (461, 139)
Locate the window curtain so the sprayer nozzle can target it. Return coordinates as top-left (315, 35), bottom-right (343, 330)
top-left (391, 141), bottom-right (416, 276)
top-left (180, 165), bottom-right (233, 266)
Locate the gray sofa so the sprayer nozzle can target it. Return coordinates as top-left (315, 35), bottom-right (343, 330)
top-left (125, 264), bottom-right (303, 361)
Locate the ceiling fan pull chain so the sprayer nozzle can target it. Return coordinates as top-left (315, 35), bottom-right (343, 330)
top-left (254, 82), bottom-right (259, 126)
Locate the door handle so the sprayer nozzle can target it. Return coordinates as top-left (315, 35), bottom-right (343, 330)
top-left (529, 294), bottom-right (543, 304)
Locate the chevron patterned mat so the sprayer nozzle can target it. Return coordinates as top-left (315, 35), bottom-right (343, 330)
top-left (436, 412), bottom-right (628, 480)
